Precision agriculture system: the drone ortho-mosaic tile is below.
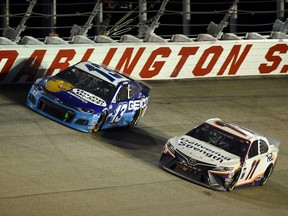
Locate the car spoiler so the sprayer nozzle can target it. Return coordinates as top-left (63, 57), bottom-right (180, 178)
top-left (136, 80), bottom-right (152, 94)
top-left (266, 136), bottom-right (280, 148)
top-left (224, 120), bottom-right (281, 149)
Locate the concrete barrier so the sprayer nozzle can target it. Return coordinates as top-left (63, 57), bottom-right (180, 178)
top-left (0, 35), bottom-right (287, 83)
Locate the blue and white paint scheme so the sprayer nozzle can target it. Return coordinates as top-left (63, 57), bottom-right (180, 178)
top-left (26, 61), bottom-right (151, 132)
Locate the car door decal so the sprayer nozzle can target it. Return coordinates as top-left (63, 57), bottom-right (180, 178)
top-left (110, 103), bottom-right (128, 123)
top-left (245, 159), bottom-right (260, 180)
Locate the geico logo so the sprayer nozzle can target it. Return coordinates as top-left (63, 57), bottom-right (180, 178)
top-left (128, 98), bottom-right (148, 111)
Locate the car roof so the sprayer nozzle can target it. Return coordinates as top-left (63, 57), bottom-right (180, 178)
top-left (205, 118), bottom-right (258, 141)
top-left (74, 61), bottom-right (130, 86)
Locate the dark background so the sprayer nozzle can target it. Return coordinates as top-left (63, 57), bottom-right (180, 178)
top-left (1, 0), bottom-right (287, 40)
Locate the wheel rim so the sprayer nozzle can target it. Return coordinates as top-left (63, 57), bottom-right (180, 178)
top-left (93, 111), bottom-right (106, 133)
top-left (228, 171), bottom-right (240, 191)
top-left (130, 108), bottom-right (142, 127)
top-left (261, 165), bottom-right (273, 185)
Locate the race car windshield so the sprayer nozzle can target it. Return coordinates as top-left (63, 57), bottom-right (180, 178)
top-left (187, 124), bottom-right (248, 158)
top-left (56, 67), bottom-right (116, 101)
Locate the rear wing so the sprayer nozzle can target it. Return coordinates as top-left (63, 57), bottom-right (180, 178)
top-left (266, 136), bottom-right (280, 148)
top-left (136, 80), bottom-right (152, 94)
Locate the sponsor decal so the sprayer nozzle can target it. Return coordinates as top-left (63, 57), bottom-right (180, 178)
top-left (45, 79), bottom-right (73, 92)
top-left (108, 100), bottom-right (147, 124)
top-left (66, 91), bottom-right (87, 104)
top-left (178, 137), bottom-right (232, 163)
top-left (128, 98), bottom-right (148, 110)
top-left (0, 42), bottom-right (287, 83)
top-left (266, 153), bottom-right (273, 162)
top-left (71, 88), bottom-right (106, 106)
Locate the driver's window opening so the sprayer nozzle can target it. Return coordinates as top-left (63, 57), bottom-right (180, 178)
top-left (117, 84), bottom-right (128, 101)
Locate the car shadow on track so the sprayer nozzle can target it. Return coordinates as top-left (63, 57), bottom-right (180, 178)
top-left (95, 126), bottom-right (168, 166)
top-left (0, 84), bottom-right (32, 105)
top-left (98, 126), bottom-right (166, 148)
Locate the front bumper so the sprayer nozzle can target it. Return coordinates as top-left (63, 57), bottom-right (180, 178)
top-left (26, 85), bottom-right (100, 132)
top-left (159, 151), bottom-right (229, 191)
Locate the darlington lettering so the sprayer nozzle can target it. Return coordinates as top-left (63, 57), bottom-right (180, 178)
top-left (179, 137), bottom-right (231, 163)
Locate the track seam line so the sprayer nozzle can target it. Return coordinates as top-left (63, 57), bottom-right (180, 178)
top-left (0, 179), bottom-right (180, 200)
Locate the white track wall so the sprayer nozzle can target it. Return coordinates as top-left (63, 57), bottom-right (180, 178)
top-left (0, 39), bottom-right (288, 83)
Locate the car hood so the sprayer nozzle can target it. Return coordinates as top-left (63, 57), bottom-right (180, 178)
top-left (38, 77), bottom-right (107, 111)
top-left (171, 135), bottom-right (240, 166)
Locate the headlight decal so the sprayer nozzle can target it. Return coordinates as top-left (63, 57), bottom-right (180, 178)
top-left (163, 141), bottom-right (176, 157)
top-left (75, 107), bottom-right (95, 114)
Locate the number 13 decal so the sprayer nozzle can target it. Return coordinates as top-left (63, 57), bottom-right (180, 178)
top-left (111, 103), bottom-right (128, 123)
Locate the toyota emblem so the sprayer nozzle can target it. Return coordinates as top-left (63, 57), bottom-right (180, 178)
top-left (188, 158), bottom-right (197, 166)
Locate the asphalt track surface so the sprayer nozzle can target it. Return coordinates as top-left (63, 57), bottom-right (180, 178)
top-left (0, 77), bottom-right (288, 216)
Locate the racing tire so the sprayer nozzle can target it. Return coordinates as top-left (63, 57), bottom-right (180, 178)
top-left (92, 110), bottom-right (107, 133)
top-left (260, 164), bottom-right (273, 186)
top-left (129, 108), bottom-right (143, 128)
top-left (227, 170), bottom-right (241, 191)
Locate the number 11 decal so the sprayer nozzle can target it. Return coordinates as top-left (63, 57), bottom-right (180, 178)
top-left (245, 159), bottom-right (260, 180)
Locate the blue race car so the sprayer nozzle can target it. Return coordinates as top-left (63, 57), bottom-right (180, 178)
top-left (26, 61), bottom-right (151, 132)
